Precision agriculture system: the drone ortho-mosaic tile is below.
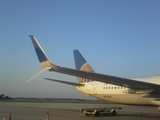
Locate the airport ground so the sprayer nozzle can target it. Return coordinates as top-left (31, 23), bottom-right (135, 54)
top-left (0, 100), bottom-right (160, 120)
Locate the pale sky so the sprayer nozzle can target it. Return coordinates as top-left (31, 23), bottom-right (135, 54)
top-left (0, 0), bottom-right (160, 99)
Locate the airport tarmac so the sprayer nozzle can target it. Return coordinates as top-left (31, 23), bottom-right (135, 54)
top-left (0, 101), bottom-right (160, 120)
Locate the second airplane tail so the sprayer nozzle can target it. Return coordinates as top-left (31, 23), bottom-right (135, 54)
top-left (73, 50), bottom-right (94, 83)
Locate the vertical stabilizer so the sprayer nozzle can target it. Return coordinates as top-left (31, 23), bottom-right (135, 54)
top-left (73, 50), bottom-right (94, 83)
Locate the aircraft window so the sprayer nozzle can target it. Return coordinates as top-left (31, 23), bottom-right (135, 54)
top-left (106, 87), bottom-right (107, 89)
top-left (109, 87), bottom-right (110, 89)
top-left (112, 87), bottom-right (113, 89)
top-left (103, 87), bottom-right (105, 89)
top-left (115, 87), bottom-right (116, 89)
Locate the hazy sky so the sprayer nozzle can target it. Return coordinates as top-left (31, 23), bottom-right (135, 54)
top-left (0, 0), bottom-right (160, 99)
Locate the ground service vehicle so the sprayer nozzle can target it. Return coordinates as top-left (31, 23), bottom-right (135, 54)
top-left (80, 107), bottom-right (122, 117)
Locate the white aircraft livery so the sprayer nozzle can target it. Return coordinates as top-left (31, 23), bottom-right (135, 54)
top-left (28, 35), bottom-right (160, 111)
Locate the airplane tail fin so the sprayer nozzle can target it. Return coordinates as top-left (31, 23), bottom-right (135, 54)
top-left (29, 35), bottom-right (53, 68)
top-left (73, 50), bottom-right (94, 83)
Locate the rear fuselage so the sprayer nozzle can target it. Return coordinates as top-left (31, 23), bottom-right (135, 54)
top-left (76, 78), bottom-right (160, 106)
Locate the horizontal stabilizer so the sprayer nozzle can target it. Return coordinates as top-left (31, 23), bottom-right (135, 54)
top-left (44, 78), bottom-right (85, 86)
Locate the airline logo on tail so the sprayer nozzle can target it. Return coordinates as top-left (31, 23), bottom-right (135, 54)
top-left (73, 50), bottom-right (94, 83)
top-left (78, 63), bottom-right (93, 83)
top-left (78, 62), bottom-right (93, 83)
top-left (80, 63), bottom-right (93, 73)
